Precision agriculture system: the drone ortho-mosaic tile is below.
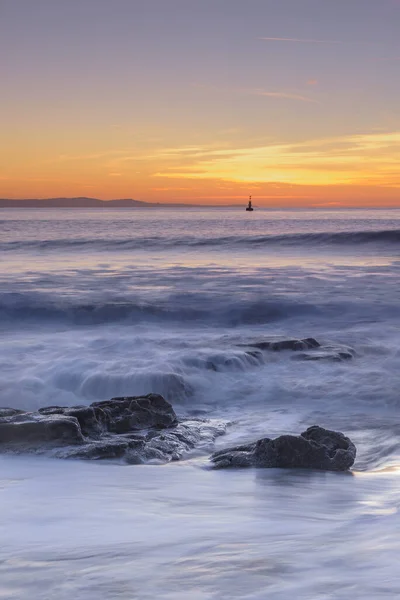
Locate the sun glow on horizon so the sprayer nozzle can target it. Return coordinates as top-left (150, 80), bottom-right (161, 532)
top-left (1, 129), bottom-right (400, 207)
top-left (1, 0), bottom-right (400, 207)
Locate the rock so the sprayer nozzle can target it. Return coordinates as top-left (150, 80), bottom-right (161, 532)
top-left (291, 345), bottom-right (355, 362)
top-left (37, 393), bottom-right (178, 437)
top-left (39, 405), bottom-right (107, 437)
top-left (239, 337), bottom-right (356, 363)
top-left (91, 393), bottom-right (178, 432)
top-left (58, 419), bottom-right (226, 463)
top-left (210, 426), bottom-right (356, 471)
top-left (239, 337), bottom-right (320, 352)
top-left (0, 412), bottom-right (85, 448)
top-left (54, 437), bottom-right (143, 460)
top-left (0, 408), bottom-right (26, 418)
top-left (142, 420), bottom-right (226, 462)
top-left (0, 394), bottom-right (224, 464)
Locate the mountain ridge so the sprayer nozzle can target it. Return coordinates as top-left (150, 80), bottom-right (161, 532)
top-left (0, 197), bottom-right (207, 208)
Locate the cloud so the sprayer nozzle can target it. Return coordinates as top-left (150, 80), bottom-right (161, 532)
top-left (51, 150), bottom-right (130, 163)
top-left (191, 82), bottom-right (318, 104)
top-left (260, 37), bottom-right (343, 44)
top-left (307, 79), bottom-right (318, 86)
top-left (153, 131), bottom-right (400, 188)
top-left (252, 90), bottom-right (318, 104)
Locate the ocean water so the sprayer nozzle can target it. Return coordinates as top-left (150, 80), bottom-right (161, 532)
top-left (1, 207), bottom-right (400, 599)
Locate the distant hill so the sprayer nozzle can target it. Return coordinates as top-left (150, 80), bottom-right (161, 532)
top-left (0, 197), bottom-right (200, 208)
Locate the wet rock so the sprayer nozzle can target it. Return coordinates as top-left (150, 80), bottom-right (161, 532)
top-left (239, 337), bottom-right (356, 363)
top-left (39, 405), bottom-right (107, 437)
top-left (291, 345), bottom-right (355, 362)
top-left (54, 437), bottom-right (143, 460)
top-left (37, 393), bottom-right (178, 437)
top-left (91, 393), bottom-right (178, 432)
top-left (0, 412), bottom-right (84, 448)
top-left (54, 420), bottom-right (225, 463)
top-left (142, 420), bottom-right (226, 462)
top-left (210, 426), bottom-right (356, 471)
top-left (0, 394), bottom-right (224, 464)
top-left (0, 408), bottom-right (26, 418)
top-left (239, 337), bottom-right (320, 352)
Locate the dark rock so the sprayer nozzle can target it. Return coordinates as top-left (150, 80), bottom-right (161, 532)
top-left (54, 420), bottom-right (225, 463)
top-left (39, 405), bottom-right (107, 437)
top-left (38, 406), bottom-right (68, 415)
top-left (239, 337), bottom-right (356, 363)
top-left (0, 393), bottom-right (176, 452)
top-left (239, 337), bottom-right (320, 352)
top-left (37, 393), bottom-right (177, 437)
top-left (0, 395), bottom-right (224, 464)
top-left (91, 393), bottom-right (177, 432)
top-left (244, 349), bottom-right (265, 361)
top-left (291, 345), bottom-right (355, 362)
top-left (54, 438), bottom-right (142, 460)
top-left (144, 420), bottom-right (226, 460)
top-left (126, 445), bottom-right (168, 464)
top-left (210, 426), bottom-right (356, 471)
top-left (0, 408), bottom-right (26, 418)
top-left (0, 413), bottom-right (84, 447)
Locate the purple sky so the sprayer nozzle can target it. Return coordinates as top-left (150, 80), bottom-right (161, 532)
top-left (1, 0), bottom-right (400, 204)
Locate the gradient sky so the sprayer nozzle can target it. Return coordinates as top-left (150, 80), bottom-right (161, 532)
top-left (1, 0), bottom-right (400, 205)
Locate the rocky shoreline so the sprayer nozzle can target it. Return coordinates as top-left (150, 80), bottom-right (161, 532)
top-left (0, 337), bottom-right (358, 469)
top-left (0, 394), bottom-right (356, 471)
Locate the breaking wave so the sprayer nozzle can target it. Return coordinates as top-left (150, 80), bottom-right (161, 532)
top-left (0, 292), bottom-right (321, 326)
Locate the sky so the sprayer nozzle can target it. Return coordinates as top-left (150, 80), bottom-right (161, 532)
top-left (1, 0), bottom-right (400, 206)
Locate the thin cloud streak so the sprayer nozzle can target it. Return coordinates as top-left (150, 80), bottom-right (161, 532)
top-left (254, 91), bottom-right (318, 104)
top-left (191, 82), bottom-right (318, 104)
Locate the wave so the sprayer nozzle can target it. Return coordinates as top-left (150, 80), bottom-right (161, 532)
top-left (4, 291), bottom-right (400, 328)
top-left (0, 292), bottom-right (320, 327)
top-left (2, 229), bottom-right (400, 252)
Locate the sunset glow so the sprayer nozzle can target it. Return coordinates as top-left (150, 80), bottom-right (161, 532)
top-left (1, 0), bottom-right (400, 206)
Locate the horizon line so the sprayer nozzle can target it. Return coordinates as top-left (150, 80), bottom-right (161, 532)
top-left (1, 197), bottom-right (399, 210)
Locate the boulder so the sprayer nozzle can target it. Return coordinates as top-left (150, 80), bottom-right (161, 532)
top-left (56, 419), bottom-right (226, 463)
top-left (39, 405), bottom-right (107, 437)
top-left (37, 393), bottom-right (178, 437)
top-left (91, 393), bottom-right (178, 432)
top-left (210, 425), bottom-right (356, 471)
top-left (0, 394), bottom-right (224, 463)
top-left (0, 412), bottom-right (84, 447)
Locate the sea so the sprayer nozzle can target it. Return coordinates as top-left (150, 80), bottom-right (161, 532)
top-left (1, 207), bottom-right (400, 599)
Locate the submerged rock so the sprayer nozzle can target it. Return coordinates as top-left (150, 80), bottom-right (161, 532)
top-left (239, 337), bottom-right (355, 362)
top-left (0, 394), bottom-right (224, 464)
top-left (291, 345), bottom-right (355, 362)
top-left (239, 337), bottom-right (320, 352)
top-left (210, 426), bottom-right (356, 471)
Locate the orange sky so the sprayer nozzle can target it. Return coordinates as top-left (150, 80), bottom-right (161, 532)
top-left (1, 0), bottom-right (400, 206)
